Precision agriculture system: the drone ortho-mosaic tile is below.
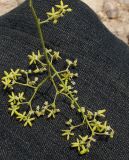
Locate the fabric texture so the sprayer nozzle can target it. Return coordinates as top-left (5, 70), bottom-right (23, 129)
top-left (0, 0), bottom-right (129, 159)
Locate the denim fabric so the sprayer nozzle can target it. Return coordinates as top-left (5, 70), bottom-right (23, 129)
top-left (0, 0), bottom-right (129, 159)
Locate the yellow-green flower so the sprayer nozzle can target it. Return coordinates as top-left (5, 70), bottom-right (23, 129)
top-left (8, 92), bottom-right (25, 104)
top-left (87, 110), bottom-right (93, 119)
top-left (16, 112), bottom-right (26, 122)
top-left (46, 0), bottom-right (72, 24)
top-left (73, 59), bottom-right (78, 67)
top-left (47, 7), bottom-right (60, 24)
top-left (71, 138), bottom-right (80, 151)
top-left (47, 108), bottom-right (60, 118)
top-left (66, 59), bottom-right (78, 67)
top-left (71, 135), bottom-right (89, 155)
top-left (8, 105), bottom-right (20, 116)
top-left (53, 51), bottom-right (62, 60)
top-left (18, 92), bottom-right (25, 102)
top-left (62, 129), bottom-right (74, 140)
top-left (97, 109), bottom-right (106, 117)
top-left (2, 71), bottom-right (13, 80)
top-left (90, 120), bottom-right (106, 133)
top-left (10, 69), bottom-right (21, 80)
top-left (2, 69), bottom-right (21, 89)
top-left (61, 71), bottom-right (74, 80)
top-left (24, 116), bottom-right (35, 127)
top-left (2, 78), bottom-right (12, 89)
top-left (8, 92), bottom-right (17, 104)
top-left (28, 50), bottom-right (42, 65)
top-left (55, 0), bottom-right (72, 13)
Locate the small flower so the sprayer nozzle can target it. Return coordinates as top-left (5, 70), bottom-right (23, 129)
top-left (71, 135), bottom-right (90, 155)
top-left (18, 92), bottom-right (25, 102)
top-left (88, 136), bottom-right (96, 142)
top-left (97, 109), bottom-right (106, 117)
top-left (74, 73), bottom-right (78, 77)
top-left (28, 50), bottom-right (43, 65)
top-left (8, 105), bottom-right (20, 116)
top-left (79, 135), bottom-right (88, 142)
top-left (28, 70), bottom-right (32, 74)
top-left (65, 119), bottom-right (72, 126)
top-left (90, 120), bottom-right (107, 133)
top-left (28, 110), bottom-right (35, 116)
top-left (46, 0), bottom-right (72, 24)
top-left (73, 59), bottom-right (78, 67)
top-left (78, 107), bottom-right (85, 113)
top-left (2, 71), bottom-right (13, 80)
top-left (105, 125), bottom-right (114, 138)
top-left (10, 69), bottom-right (21, 80)
top-left (66, 59), bottom-right (78, 67)
top-left (24, 116), bottom-right (35, 127)
top-left (16, 112), bottom-right (26, 121)
top-left (110, 129), bottom-right (114, 138)
top-left (71, 138), bottom-right (81, 151)
top-left (71, 81), bottom-right (76, 86)
top-left (34, 77), bottom-right (39, 82)
top-left (47, 108), bottom-right (60, 118)
top-left (61, 71), bottom-right (74, 81)
top-left (62, 129), bottom-right (74, 140)
top-left (44, 101), bottom-right (49, 106)
top-left (66, 59), bottom-right (73, 66)
top-left (47, 7), bottom-right (60, 24)
top-left (2, 78), bottom-right (12, 89)
top-left (59, 83), bottom-right (72, 93)
top-left (87, 110), bottom-right (93, 119)
top-left (53, 51), bottom-right (62, 60)
top-left (8, 92), bottom-right (17, 104)
top-left (70, 103), bottom-right (75, 109)
top-left (46, 48), bottom-right (52, 53)
top-left (79, 147), bottom-right (89, 155)
top-left (55, 0), bottom-right (72, 14)
top-left (2, 69), bottom-right (21, 89)
top-left (36, 105), bottom-right (40, 111)
top-left (33, 67), bottom-right (40, 73)
top-left (8, 92), bottom-right (25, 105)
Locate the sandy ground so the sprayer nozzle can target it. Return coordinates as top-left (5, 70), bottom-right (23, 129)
top-left (83, 0), bottom-right (129, 44)
top-left (0, 0), bottom-right (129, 44)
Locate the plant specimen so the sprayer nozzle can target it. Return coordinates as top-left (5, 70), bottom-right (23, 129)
top-left (1, 0), bottom-right (114, 156)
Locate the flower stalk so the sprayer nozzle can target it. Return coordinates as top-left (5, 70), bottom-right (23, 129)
top-left (1, 0), bottom-right (114, 157)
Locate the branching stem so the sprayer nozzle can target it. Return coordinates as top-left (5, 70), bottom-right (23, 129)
top-left (29, 0), bottom-right (92, 130)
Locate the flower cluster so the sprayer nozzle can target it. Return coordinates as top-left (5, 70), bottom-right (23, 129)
top-left (62, 109), bottom-right (114, 155)
top-left (2, 69), bottom-right (21, 89)
top-left (8, 92), bottom-right (25, 105)
top-left (46, 0), bottom-right (72, 24)
top-left (2, 46), bottom-right (114, 152)
top-left (1, 0), bottom-right (114, 157)
top-left (28, 50), bottom-right (43, 65)
top-left (1, 48), bottom-right (63, 127)
top-left (71, 135), bottom-right (96, 155)
top-left (7, 91), bottom-right (35, 127)
top-left (35, 101), bottom-right (60, 118)
top-left (28, 50), bottom-right (47, 73)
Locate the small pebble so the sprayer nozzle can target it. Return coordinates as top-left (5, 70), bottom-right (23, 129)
top-left (103, 0), bottom-right (119, 19)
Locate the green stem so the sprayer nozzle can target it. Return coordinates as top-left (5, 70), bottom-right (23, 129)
top-left (37, 59), bottom-right (47, 66)
top-left (60, 92), bottom-right (73, 102)
top-left (71, 123), bottom-right (84, 130)
top-left (40, 18), bottom-right (51, 24)
top-left (29, 0), bottom-right (50, 67)
top-left (15, 82), bottom-right (36, 89)
top-left (28, 76), bottom-right (49, 105)
top-left (29, 0), bottom-right (92, 132)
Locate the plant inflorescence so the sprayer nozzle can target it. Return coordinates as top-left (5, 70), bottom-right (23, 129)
top-left (1, 0), bottom-right (114, 156)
